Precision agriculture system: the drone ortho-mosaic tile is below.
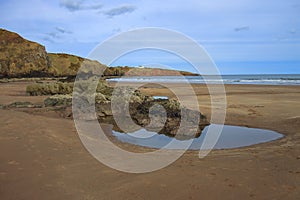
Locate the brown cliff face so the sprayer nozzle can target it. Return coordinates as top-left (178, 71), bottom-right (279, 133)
top-left (47, 53), bottom-right (106, 77)
top-left (0, 29), bottom-right (50, 78)
top-left (48, 53), bottom-right (85, 77)
top-left (0, 29), bottom-right (197, 78)
top-left (0, 29), bottom-right (107, 78)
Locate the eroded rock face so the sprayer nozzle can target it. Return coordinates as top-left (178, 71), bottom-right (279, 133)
top-left (0, 29), bottom-right (107, 78)
top-left (0, 29), bottom-right (50, 78)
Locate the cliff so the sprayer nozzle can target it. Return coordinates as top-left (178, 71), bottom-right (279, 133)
top-left (0, 29), bottom-right (50, 78)
top-left (0, 29), bottom-right (197, 78)
top-left (48, 53), bottom-right (104, 77)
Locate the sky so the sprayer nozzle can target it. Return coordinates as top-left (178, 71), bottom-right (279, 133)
top-left (0, 0), bottom-right (299, 74)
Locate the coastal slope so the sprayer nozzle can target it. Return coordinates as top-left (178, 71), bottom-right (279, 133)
top-left (0, 29), bottom-right (49, 77)
top-left (0, 29), bottom-right (197, 78)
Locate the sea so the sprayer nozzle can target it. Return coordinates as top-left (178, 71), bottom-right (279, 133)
top-left (109, 74), bottom-right (300, 85)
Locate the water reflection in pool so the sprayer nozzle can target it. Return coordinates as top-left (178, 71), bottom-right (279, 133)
top-left (111, 125), bottom-right (283, 150)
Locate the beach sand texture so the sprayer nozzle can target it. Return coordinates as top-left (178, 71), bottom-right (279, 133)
top-left (0, 81), bottom-right (299, 200)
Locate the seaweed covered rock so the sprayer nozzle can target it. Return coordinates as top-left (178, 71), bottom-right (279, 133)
top-left (6, 101), bottom-right (42, 108)
top-left (44, 94), bottom-right (73, 107)
top-left (128, 98), bottom-right (209, 139)
top-left (26, 82), bottom-right (73, 96)
top-left (26, 80), bottom-right (112, 96)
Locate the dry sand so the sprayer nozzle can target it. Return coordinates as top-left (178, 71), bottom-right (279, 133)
top-left (0, 81), bottom-right (299, 199)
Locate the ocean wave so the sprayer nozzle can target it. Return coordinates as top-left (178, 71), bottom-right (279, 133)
top-left (108, 75), bottom-right (300, 85)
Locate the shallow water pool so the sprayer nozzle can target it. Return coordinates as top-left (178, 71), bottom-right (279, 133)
top-left (111, 125), bottom-right (284, 150)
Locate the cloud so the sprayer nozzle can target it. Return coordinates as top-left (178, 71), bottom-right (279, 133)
top-left (103, 5), bottom-right (136, 18)
top-left (42, 36), bottom-right (55, 43)
top-left (55, 27), bottom-right (72, 34)
top-left (234, 26), bottom-right (250, 32)
top-left (59, 0), bottom-right (83, 11)
top-left (44, 27), bottom-right (73, 42)
top-left (59, 0), bottom-right (103, 12)
top-left (45, 32), bottom-right (60, 39)
top-left (289, 28), bottom-right (296, 34)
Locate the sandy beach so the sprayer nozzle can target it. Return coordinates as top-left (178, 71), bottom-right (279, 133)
top-left (0, 81), bottom-right (299, 200)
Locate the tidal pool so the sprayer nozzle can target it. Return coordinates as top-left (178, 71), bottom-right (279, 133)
top-left (111, 125), bottom-right (284, 150)
top-left (153, 96), bottom-right (169, 100)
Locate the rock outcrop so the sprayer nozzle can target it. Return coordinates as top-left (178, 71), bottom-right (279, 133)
top-left (39, 82), bottom-right (209, 139)
top-left (129, 98), bottom-right (208, 139)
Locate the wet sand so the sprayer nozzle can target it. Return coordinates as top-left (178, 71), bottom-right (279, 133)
top-left (0, 81), bottom-right (299, 199)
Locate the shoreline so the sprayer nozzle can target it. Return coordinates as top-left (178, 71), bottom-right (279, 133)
top-left (107, 74), bottom-right (300, 86)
